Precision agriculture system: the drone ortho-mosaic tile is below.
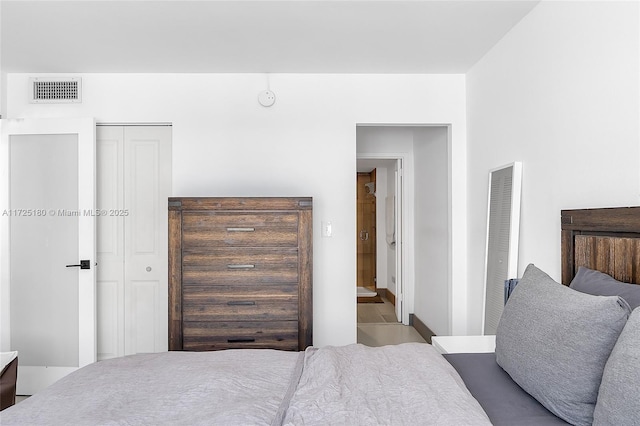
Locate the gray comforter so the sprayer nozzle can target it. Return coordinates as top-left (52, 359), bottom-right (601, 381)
top-left (1, 343), bottom-right (491, 425)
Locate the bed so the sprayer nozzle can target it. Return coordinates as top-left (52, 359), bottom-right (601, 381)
top-left (1, 206), bottom-right (638, 425)
top-left (445, 206), bottom-right (640, 426)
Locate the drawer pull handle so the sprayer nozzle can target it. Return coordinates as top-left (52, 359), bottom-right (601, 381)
top-left (227, 227), bottom-right (255, 232)
top-left (227, 264), bottom-right (255, 269)
top-left (227, 338), bottom-right (256, 343)
top-left (227, 301), bottom-right (256, 306)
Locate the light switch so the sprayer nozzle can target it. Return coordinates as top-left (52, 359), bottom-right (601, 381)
top-left (322, 221), bottom-right (332, 238)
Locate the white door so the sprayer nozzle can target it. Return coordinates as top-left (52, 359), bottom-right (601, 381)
top-left (96, 125), bottom-right (171, 360)
top-left (95, 126), bottom-right (125, 359)
top-left (394, 159), bottom-right (405, 324)
top-left (1, 118), bottom-right (96, 395)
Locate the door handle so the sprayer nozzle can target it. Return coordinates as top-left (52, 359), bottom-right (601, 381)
top-left (66, 260), bottom-right (91, 269)
top-left (359, 230), bottom-right (369, 241)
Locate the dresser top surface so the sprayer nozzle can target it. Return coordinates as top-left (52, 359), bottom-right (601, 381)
top-left (169, 197), bottom-right (312, 211)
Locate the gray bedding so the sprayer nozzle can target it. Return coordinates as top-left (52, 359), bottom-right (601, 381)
top-left (0, 343), bottom-right (491, 425)
top-left (1, 349), bottom-right (302, 425)
top-left (444, 352), bottom-right (569, 426)
top-left (283, 344), bottom-right (491, 425)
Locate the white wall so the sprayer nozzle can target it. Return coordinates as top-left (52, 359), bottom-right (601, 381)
top-left (5, 73), bottom-right (468, 345)
top-left (413, 127), bottom-right (449, 335)
top-left (466, 1), bottom-right (640, 334)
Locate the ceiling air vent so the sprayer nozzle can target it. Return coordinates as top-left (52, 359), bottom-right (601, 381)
top-left (29, 77), bottom-right (82, 103)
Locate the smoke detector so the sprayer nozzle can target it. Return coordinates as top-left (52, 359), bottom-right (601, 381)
top-left (258, 90), bottom-right (276, 107)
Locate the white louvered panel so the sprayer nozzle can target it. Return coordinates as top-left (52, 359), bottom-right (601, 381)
top-left (483, 163), bottom-right (522, 335)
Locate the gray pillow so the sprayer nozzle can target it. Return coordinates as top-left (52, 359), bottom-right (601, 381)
top-left (570, 266), bottom-right (640, 309)
top-left (495, 264), bottom-right (631, 426)
top-left (593, 307), bottom-right (640, 426)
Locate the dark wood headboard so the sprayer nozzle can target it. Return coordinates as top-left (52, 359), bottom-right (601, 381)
top-left (561, 206), bottom-right (640, 285)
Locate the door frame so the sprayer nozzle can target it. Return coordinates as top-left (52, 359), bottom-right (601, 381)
top-left (95, 123), bottom-right (172, 360)
top-left (356, 123), bottom-right (457, 334)
top-left (356, 153), bottom-right (410, 325)
top-left (0, 117), bottom-right (97, 393)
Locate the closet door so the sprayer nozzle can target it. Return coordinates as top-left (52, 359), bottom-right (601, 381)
top-left (123, 126), bottom-right (171, 355)
top-left (96, 126), bottom-right (125, 360)
top-left (96, 125), bottom-right (172, 360)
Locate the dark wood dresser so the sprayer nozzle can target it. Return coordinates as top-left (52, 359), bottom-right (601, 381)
top-left (168, 197), bottom-right (312, 351)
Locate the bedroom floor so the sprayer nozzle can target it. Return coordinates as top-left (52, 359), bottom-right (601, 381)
top-left (357, 297), bottom-right (427, 346)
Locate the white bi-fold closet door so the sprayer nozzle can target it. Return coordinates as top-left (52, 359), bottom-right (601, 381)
top-left (96, 125), bottom-right (171, 360)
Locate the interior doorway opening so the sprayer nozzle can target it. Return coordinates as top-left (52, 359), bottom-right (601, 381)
top-left (356, 156), bottom-right (404, 326)
top-left (356, 124), bottom-right (451, 343)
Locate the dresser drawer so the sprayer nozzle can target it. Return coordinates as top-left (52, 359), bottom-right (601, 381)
top-left (182, 212), bottom-right (299, 247)
top-left (182, 248), bottom-right (299, 285)
top-left (182, 321), bottom-right (299, 351)
top-left (182, 284), bottom-right (298, 321)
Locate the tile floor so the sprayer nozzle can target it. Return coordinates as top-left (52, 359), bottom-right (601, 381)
top-left (357, 297), bottom-right (427, 347)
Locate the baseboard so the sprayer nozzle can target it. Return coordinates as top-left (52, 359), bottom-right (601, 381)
top-left (377, 288), bottom-right (395, 306)
top-left (409, 314), bottom-right (435, 344)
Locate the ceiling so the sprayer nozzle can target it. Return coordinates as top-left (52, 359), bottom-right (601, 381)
top-left (0, 0), bottom-right (540, 74)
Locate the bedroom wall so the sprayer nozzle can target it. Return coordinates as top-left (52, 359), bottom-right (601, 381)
top-left (413, 127), bottom-right (449, 336)
top-left (4, 73), bottom-right (469, 346)
top-left (466, 1), bottom-right (640, 334)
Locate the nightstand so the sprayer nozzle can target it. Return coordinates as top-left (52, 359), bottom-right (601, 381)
top-left (431, 335), bottom-right (496, 354)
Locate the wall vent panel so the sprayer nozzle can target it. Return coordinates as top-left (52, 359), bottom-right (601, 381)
top-left (482, 162), bottom-right (522, 335)
top-left (30, 77), bottom-right (82, 103)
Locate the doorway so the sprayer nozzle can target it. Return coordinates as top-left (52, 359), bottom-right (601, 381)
top-left (356, 157), bottom-right (404, 325)
top-left (356, 124), bottom-right (451, 340)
